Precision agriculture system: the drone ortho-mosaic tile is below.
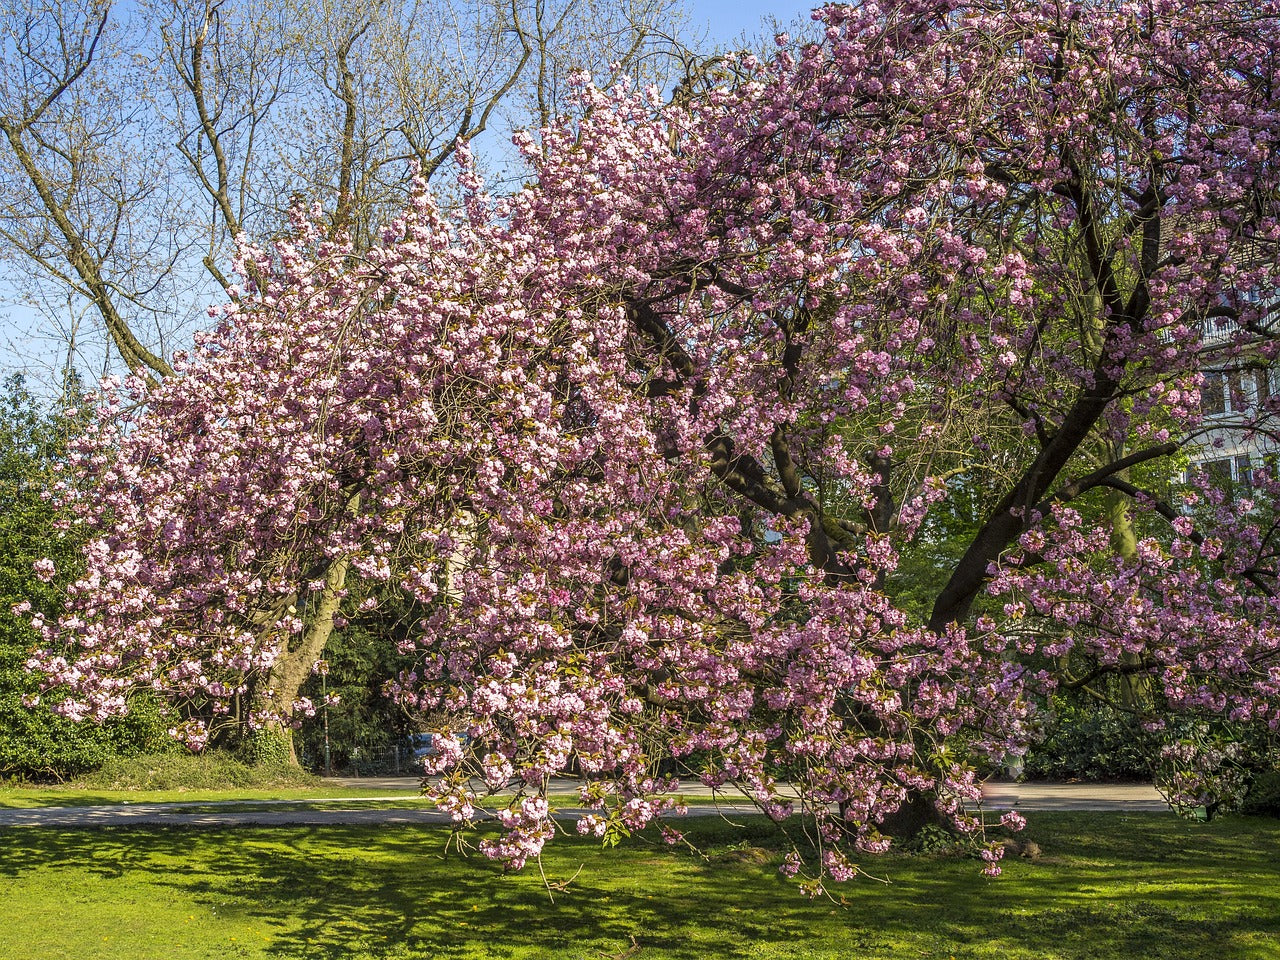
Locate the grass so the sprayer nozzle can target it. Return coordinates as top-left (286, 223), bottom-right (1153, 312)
top-left (3, 813), bottom-right (1279, 959)
top-left (0, 750), bottom-right (416, 807)
top-left (0, 785), bottom-right (421, 809)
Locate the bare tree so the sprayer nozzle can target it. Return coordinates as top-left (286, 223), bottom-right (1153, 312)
top-left (0, 1), bottom-right (183, 380)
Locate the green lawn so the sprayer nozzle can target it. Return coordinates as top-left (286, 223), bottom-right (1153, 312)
top-left (0, 785), bottom-right (419, 809)
top-left (0, 795), bottom-right (443, 816)
top-left (2, 813), bottom-right (1278, 960)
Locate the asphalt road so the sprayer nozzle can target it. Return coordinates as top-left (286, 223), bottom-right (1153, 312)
top-left (0, 780), bottom-right (1167, 829)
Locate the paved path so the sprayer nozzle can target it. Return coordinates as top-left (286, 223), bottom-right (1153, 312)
top-left (326, 777), bottom-right (1169, 811)
top-left (0, 802), bottom-right (767, 829)
top-left (326, 776), bottom-right (1170, 810)
top-left (981, 781), bottom-right (1166, 812)
top-left (0, 780), bottom-right (1167, 828)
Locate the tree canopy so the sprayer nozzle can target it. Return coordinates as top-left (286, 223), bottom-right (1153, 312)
top-left (26, 0), bottom-right (1280, 888)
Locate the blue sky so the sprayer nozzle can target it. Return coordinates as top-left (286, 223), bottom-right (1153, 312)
top-left (693, 0), bottom-right (821, 42)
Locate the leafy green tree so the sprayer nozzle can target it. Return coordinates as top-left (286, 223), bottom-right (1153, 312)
top-left (295, 613), bottom-right (419, 774)
top-left (0, 375), bottom-right (168, 780)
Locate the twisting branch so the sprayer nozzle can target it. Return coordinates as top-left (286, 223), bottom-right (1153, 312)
top-left (1034, 442), bottom-right (1180, 516)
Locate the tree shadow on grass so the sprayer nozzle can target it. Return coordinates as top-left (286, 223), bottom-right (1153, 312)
top-left (2, 814), bottom-right (1279, 959)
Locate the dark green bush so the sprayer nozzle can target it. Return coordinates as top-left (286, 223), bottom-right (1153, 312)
top-left (0, 374), bottom-right (178, 782)
top-left (233, 728), bottom-right (296, 771)
top-left (1023, 699), bottom-right (1157, 782)
top-left (294, 612), bottom-right (419, 773)
top-left (0, 686), bottom-right (174, 782)
top-left (1242, 769), bottom-right (1280, 817)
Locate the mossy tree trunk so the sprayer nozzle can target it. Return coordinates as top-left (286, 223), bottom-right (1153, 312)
top-left (253, 554), bottom-right (351, 766)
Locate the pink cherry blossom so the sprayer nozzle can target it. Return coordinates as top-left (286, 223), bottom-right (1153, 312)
top-left (30, 0), bottom-right (1280, 885)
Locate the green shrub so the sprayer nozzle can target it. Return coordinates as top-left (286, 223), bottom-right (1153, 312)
top-left (0, 689), bottom-right (174, 782)
top-left (294, 614), bottom-right (418, 774)
top-left (895, 823), bottom-right (966, 855)
top-left (233, 728), bottom-right (295, 771)
top-left (1023, 699), bottom-right (1157, 782)
top-left (1242, 769), bottom-right (1280, 817)
top-left (0, 374), bottom-right (178, 782)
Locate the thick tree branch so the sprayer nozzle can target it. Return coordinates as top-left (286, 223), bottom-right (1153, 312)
top-left (1033, 442), bottom-right (1179, 515)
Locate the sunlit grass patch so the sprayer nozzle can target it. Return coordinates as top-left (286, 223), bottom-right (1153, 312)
top-left (2, 813), bottom-right (1278, 959)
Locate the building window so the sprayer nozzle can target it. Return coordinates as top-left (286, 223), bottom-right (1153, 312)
top-left (1202, 372), bottom-right (1226, 415)
top-left (1202, 367), bottom-right (1272, 416)
top-left (1190, 455), bottom-right (1257, 497)
top-left (1228, 369), bottom-right (1248, 410)
top-left (1236, 455), bottom-right (1253, 493)
top-left (1206, 458), bottom-right (1233, 485)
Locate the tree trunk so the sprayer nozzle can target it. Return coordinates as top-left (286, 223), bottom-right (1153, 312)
top-left (1104, 461), bottom-right (1151, 710)
top-left (258, 554), bottom-right (351, 765)
top-left (874, 790), bottom-right (951, 839)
